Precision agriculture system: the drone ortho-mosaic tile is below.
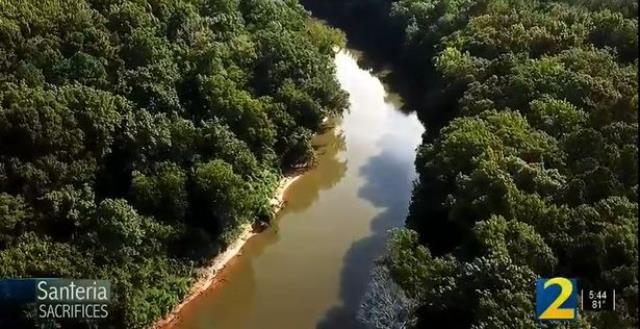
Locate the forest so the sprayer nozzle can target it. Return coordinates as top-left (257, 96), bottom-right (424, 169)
top-left (345, 0), bottom-right (638, 328)
top-left (1, 0), bottom-right (638, 328)
top-left (0, 0), bottom-right (346, 328)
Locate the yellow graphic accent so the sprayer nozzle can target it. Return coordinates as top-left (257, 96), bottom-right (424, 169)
top-left (539, 277), bottom-right (576, 320)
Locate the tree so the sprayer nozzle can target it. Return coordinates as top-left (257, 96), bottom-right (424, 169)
top-left (131, 162), bottom-right (188, 222)
top-left (0, 193), bottom-right (31, 248)
top-left (192, 159), bottom-right (253, 245)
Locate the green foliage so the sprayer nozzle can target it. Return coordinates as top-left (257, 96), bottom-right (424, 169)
top-left (473, 215), bottom-right (557, 273)
top-left (0, 0), bottom-right (346, 327)
top-left (527, 98), bottom-right (588, 137)
top-left (0, 193), bottom-right (31, 247)
top-left (0, 232), bottom-right (93, 278)
top-left (383, 229), bottom-right (459, 300)
top-left (131, 162), bottom-right (188, 222)
top-left (368, 0), bottom-right (639, 327)
top-left (193, 159), bottom-right (253, 243)
top-left (90, 198), bottom-right (175, 260)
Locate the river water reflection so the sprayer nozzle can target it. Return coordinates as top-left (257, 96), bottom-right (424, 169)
top-left (171, 50), bottom-right (424, 329)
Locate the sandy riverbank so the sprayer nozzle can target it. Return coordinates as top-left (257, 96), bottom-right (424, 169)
top-left (150, 174), bottom-right (303, 329)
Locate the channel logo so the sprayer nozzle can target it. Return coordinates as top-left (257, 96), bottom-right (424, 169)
top-left (535, 277), bottom-right (578, 321)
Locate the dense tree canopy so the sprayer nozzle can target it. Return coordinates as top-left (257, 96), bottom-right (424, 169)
top-left (0, 0), bottom-right (347, 327)
top-left (345, 0), bottom-right (638, 328)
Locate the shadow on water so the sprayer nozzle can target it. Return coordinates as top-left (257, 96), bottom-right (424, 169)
top-left (316, 136), bottom-right (417, 329)
top-left (348, 48), bottom-right (457, 132)
top-left (281, 126), bottom-right (348, 214)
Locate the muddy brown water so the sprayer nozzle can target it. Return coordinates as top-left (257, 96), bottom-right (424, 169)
top-left (168, 49), bottom-right (424, 329)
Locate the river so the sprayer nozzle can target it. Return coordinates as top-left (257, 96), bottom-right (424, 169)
top-left (168, 49), bottom-right (424, 329)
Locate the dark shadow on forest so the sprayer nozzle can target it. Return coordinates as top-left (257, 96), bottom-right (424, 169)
top-left (316, 137), bottom-right (416, 329)
top-left (302, 0), bottom-right (459, 132)
top-left (301, 0), bottom-right (420, 101)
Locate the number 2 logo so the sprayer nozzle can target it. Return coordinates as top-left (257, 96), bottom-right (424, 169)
top-left (536, 277), bottom-right (578, 321)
